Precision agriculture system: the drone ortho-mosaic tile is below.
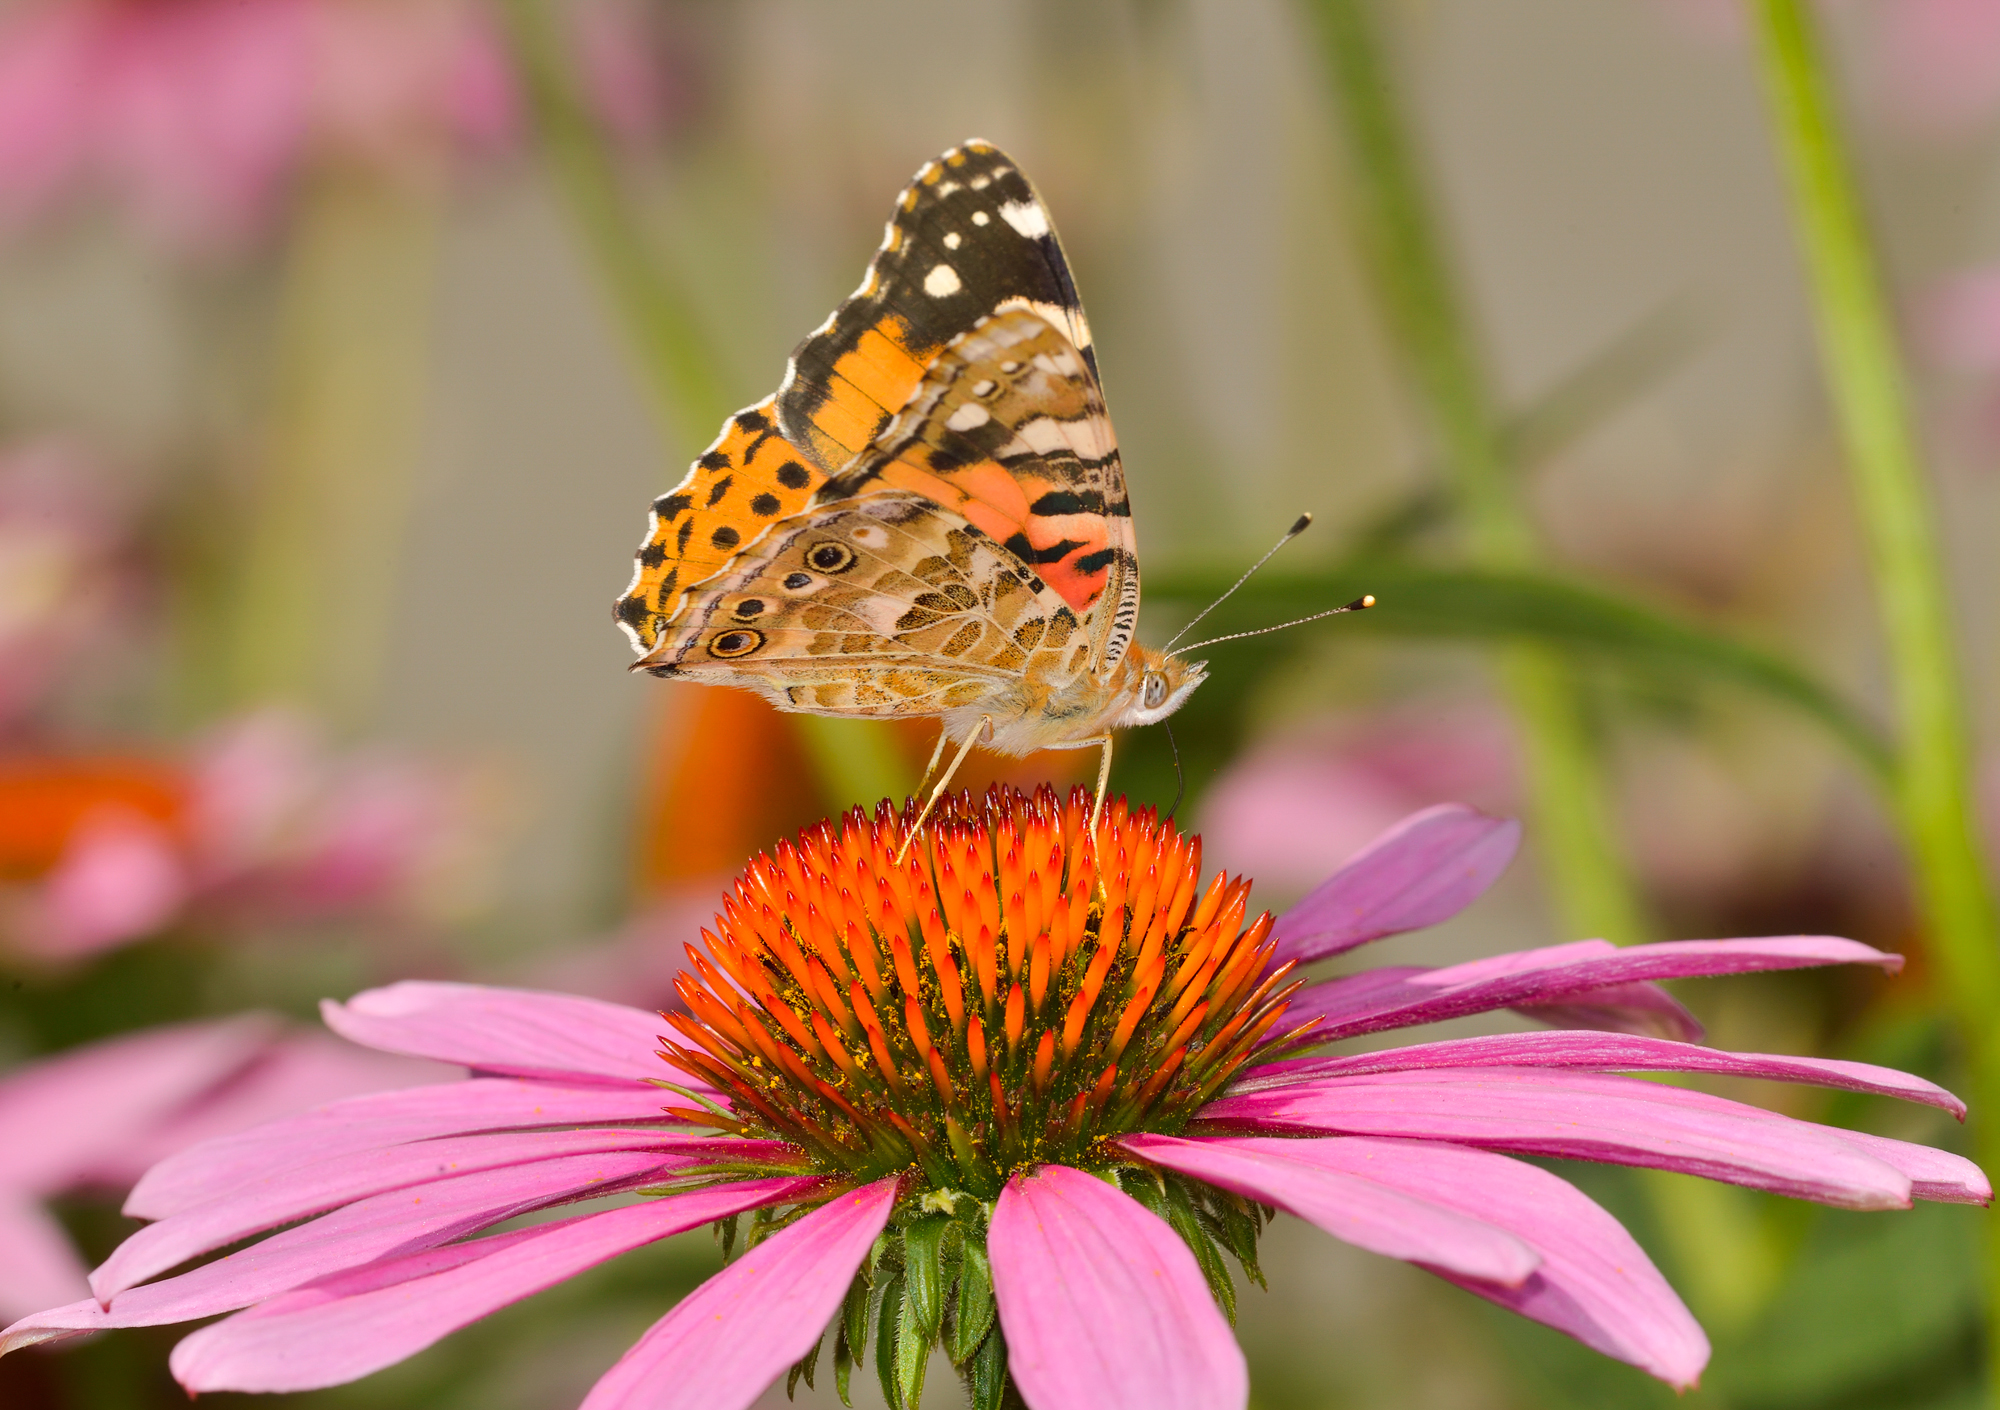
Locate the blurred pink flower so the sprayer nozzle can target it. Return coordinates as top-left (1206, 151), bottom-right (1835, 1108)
top-left (0, 1014), bottom-right (441, 1321)
top-left (2, 794), bottom-right (1982, 1406)
top-left (0, 443), bottom-right (132, 734)
top-left (0, 0), bottom-right (668, 244)
top-left (1197, 700), bottom-right (1516, 898)
top-left (6, 708), bottom-right (501, 958)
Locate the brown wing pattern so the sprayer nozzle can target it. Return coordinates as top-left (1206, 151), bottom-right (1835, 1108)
top-left (614, 396), bottom-right (830, 653)
top-left (632, 493), bottom-right (1089, 718)
top-left (813, 308), bottom-right (1140, 672)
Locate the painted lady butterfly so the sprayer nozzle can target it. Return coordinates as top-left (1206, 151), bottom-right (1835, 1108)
top-left (616, 140), bottom-right (1206, 822)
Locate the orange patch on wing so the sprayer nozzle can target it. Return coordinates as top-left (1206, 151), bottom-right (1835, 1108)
top-left (837, 322), bottom-right (929, 414)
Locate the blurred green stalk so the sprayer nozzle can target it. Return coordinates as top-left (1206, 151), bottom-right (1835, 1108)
top-left (1305, 0), bottom-right (1646, 945)
top-left (495, 0), bottom-right (903, 809)
top-left (493, 0), bottom-right (724, 445)
top-left (1750, 1), bottom-right (2000, 1392)
top-left (224, 170), bottom-right (440, 726)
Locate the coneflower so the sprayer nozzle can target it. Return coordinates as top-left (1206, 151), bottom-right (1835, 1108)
top-left (4, 789), bottom-right (1984, 1410)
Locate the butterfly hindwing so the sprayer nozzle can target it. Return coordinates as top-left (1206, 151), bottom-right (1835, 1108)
top-left (614, 396), bottom-right (829, 653)
top-left (776, 140), bottom-right (1097, 474)
top-left (635, 493), bottom-right (1087, 717)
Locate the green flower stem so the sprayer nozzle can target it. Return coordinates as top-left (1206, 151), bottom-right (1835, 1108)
top-left (1305, 0), bottom-right (1647, 944)
top-left (1750, 2), bottom-right (2000, 1390)
top-left (493, 0), bottom-right (725, 445)
top-left (223, 169), bottom-right (440, 726)
top-left (495, 0), bottom-right (904, 809)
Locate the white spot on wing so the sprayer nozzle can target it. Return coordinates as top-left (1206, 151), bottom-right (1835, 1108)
top-left (943, 231), bottom-right (962, 250)
top-left (998, 200), bottom-right (1051, 238)
top-left (971, 211), bottom-right (990, 226)
top-left (925, 265), bottom-right (963, 297)
top-left (945, 403), bottom-right (991, 432)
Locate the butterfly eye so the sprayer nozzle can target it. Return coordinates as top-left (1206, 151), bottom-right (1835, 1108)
top-left (1143, 672), bottom-right (1168, 710)
top-left (709, 630), bottom-right (764, 659)
top-left (808, 543), bottom-right (857, 573)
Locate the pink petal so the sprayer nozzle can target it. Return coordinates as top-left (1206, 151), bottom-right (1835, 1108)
top-left (1271, 804), bottom-right (1521, 964)
top-left (990, 1164), bottom-right (1247, 1410)
top-left (321, 981), bottom-right (699, 1086)
top-left (1839, 1130), bottom-right (1991, 1205)
top-left (1235, 1031), bottom-right (1966, 1116)
top-left (1267, 1136), bottom-right (1707, 1386)
top-left (12, 1148), bottom-right (693, 1349)
top-left (0, 1016), bottom-right (276, 1192)
top-left (0, 1193), bottom-right (89, 1323)
top-left (171, 1176), bottom-right (814, 1394)
top-left (1514, 980), bottom-right (1704, 1042)
top-left (578, 1176), bottom-right (900, 1410)
top-left (1291, 936), bottom-right (1900, 1040)
top-left (93, 1126), bottom-right (761, 1302)
top-left (1114, 1134), bottom-right (1538, 1285)
top-left (27, 809), bottom-right (190, 956)
top-left (127, 1076), bottom-right (684, 1219)
top-left (90, 1035), bottom-right (447, 1190)
top-left (1204, 1068), bottom-right (1913, 1208)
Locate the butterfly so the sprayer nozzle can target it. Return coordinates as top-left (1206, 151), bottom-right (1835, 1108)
top-left (617, 140), bottom-right (1212, 831)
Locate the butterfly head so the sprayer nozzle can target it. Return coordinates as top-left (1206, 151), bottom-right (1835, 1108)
top-left (1116, 646), bottom-right (1206, 729)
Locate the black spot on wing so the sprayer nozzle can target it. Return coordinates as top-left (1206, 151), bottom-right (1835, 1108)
top-left (1029, 490), bottom-right (1104, 518)
top-left (615, 594), bottom-right (649, 628)
top-left (776, 460), bottom-right (812, 490)
top-left (711, 525), bottom-right (741, 551)
top-left (675, 519), bottom-right (694, 553)
top-left (654, 492), bottom-right (692, 521)
top-left (1003, 531), bottom-right (1088, 566)
top-left (637, 544), bottom-right (667, 568)
top-left (705, 476), bottom-right (734, 507)
top-left (750, 493), bottom-right (782, 516)
top-left (1074, 547), bottom-right (1117, 575)
top-left (696, 451), bottom-right (730, 472)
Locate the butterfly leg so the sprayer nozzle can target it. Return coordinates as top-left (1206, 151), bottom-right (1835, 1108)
top-left (916, 722), bottom-right (952, 794)
top-left (896, 717), bottom-right (993, 864)
top-left (1087, 736), bottom-right (1114, 838)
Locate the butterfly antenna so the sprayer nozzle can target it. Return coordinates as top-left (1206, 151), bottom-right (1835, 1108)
top-left (1163, 720), bottom-right (1185, 823)
top-left (1175, 595), bottom-right (1376, 654)
top-left (1162, 513), bottom-right (1315, 655)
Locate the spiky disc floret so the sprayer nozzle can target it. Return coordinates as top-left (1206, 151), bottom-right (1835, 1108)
top-left (660, 785), bottom-right (1303, 1197)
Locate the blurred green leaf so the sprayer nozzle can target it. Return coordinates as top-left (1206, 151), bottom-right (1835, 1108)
top-left (1149, 560), bottom-right (1893, 781)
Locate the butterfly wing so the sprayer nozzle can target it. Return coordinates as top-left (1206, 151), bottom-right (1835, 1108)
top-left (633, 493), bottom-right (1087, 720)
top-left (614, 396), bottom-right (830, 654)
top-left (776, 139), bottom-right (1098, 472)
top-left (618, 139), bottom-right (1139, 732)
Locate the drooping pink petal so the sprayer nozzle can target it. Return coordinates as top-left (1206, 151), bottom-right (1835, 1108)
top-left (0, 1193), bottom-right (88, 1323)
top-left (320, 981), bottom-right (701, 1086)
top-left (127, 1076), bottom-right (682, 1220)
top-left (990, 1164), bottom-right (1247, 1410)
top-left (1290, 936), bottom-right (1900, 1041)
top-left (1114, 1134), bottom-right (1538, 1286)
top-left (1271, 804), bottom-right (1521, 965)
top-left (170, 1176), bottom-right (816, 1394)
top-left (577, 1176), bottom-right (899, 1410)
top-left (1204, 1068), bottom-right (1913, 1209)
top-left (1839, 1130), bottom-right (1991, 1205)
top-left (0, 1016), bottom-right (276, 1193)
top-left (1513, 980), bottom-right (1704, 1042)
top-left (13, 1148), bottom-right (695, 1349)
top-left (1234, 1031), bottom-right (1966, 1116)
top-left (27, 809), bottom-right (190, 956)
top-left (1262, 1135), bottom-right (1707, 1386)
top-left (93, 1126), bottom-right (767, 1302)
